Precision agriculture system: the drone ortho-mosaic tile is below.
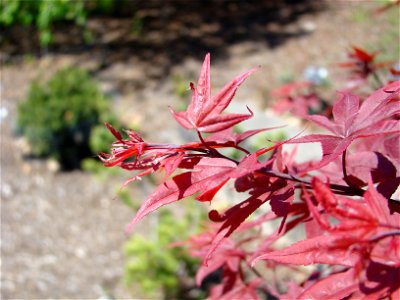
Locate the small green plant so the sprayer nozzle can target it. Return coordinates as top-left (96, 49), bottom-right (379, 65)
top-left (130, 13), bottom-right (143, 37)
top-left (172, 74), bottom-right (191, 99)
top-left (251, 130), bottom-right (288, 152)
top-left (351, 7), bottom-right (369, 23)
top-left (172, 74), bottom-right (192, 112)
top-left (278, 70), bottom-right (295, 84)
top-left (124, 202), bottom-right (205, 299)
top-left (17, 67), bottom-right (119, 169)
top-left (118, 189), bottom-right (139, 210)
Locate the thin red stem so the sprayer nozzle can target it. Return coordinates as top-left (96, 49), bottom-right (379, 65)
top-left (368, 230), bottom-right (400, 243)
top-left (342, 149), bottom-right (353, 187)
top-left (196, 130), bottom-right (239, 164)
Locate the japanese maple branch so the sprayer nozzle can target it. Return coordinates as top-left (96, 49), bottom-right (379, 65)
top-left (258, 168), bottom-right (400, 209)
top-left (257, 168), bottom-right (358, 194)
top-left (234, 144), bottom-right (251, 155)
top-left (188, 135), bottom-right (398, 208)
top-left (245, 260), bottom-right (265, 280)
top-left (259, 168), bottom-right (363, 196)
top-left (196, 130), bottom-right (240, 164)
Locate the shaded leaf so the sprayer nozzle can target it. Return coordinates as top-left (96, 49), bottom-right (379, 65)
top-left (298, 268), bottom-right (357, 300)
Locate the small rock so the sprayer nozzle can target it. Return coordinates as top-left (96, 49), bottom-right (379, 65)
top-left (22, 225), bottom-right (33, 235)
top-left (46, 159), bottom-right (60, 173)
top-left (303, 66), bottom-right (328, 85)
top-left (36, 280), bottom-right (48, 292)
top-left (16, 137), bottom-right (31, 155)
top-left (0, 106), bottom-right (8, 123)
top-left (1, 182), bottom-right (13, 198)
top-left (21, 163), bottom-right (32, 174)
top-left (301, 21), bottom-right (316, 33)
top-left (34, 175), bottom-right (45, 187)
top-left (74, 247), bottom-right (87, 259)
top-left (2, 280), bottom-right (16, 292)
top-left (110, 251), bottom-right (120, 260)
top-left (100, 197), bottom-right (110, 208)
top-left (69, 224), bottom-right (81, 234)
top-left (42, 255), bottom-right (57, 265)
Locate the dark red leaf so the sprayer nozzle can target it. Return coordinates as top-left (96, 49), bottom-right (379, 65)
top-left (253, 233), bottom-right (359, 267)
top-left (298, 268), bottom-right (357, 300)
top-left (346, 151), bottom-right (397, 186)
top-left (204, 193), bottom-right (268, 265)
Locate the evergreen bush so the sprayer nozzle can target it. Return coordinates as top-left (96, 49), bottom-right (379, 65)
top-left (18, 67), bottom-right (118, 169)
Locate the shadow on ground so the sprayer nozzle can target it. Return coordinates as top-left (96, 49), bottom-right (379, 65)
top-left (1, 0), bottom-right (325, 78)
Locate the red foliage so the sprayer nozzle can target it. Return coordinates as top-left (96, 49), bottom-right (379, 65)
top-left (338, 46), bottom-right (392, 89)
top-left (102, 53), bottom-right (400, 299)
top-left (271, 81), bottom-right (328, 118)
top-left (292, 82), bottom-right (399, 170)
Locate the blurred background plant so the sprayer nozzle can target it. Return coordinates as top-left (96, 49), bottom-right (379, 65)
top-left (0, 0), bottom-right (114, 46)
top-left (172, 73), bottom-right (192, 112)
top-left (17, 67), bottom-right (122, 169)
top-left (123, 201), bottom-right (206, 300)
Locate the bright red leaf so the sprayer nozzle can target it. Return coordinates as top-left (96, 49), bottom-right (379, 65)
top-left (170, 53), bottom-right (257, 133)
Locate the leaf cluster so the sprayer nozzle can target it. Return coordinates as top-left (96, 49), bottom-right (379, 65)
top-left (103, 52), bottom-right (399, 299)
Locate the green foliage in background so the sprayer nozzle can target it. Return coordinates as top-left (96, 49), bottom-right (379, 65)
top-left (17, 67), bottom-right (120, 169)
top-left (379, 6), bottom-right (400, 64)
top-left (0, 0), bottom-right (113, 46)
top-left (124, 203), bottom-right (205, 299)
top-left (89, 114), bottom-right (120, 155)
top-left (251, 130), bottom-right (288, 152)
top-left (172, 74), bottom-right (191, 100)
top-left (172, 74), bottom-right (192, 113)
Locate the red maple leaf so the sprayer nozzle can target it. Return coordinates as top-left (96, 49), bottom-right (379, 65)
top-left (124, 153), bottom-right (276, 233)
top-left (209, 278), bottom-right (262, 300)
top-left (292, 81), bottom-right (400, 170)
top-left (170, 53), bottom-right (257, 133)
top-left (185, 227), bottom-right (245, 287)
top-left (338, 46), bottom-right (390, 81)
top-left (271, 81), bottom-right (325, 117)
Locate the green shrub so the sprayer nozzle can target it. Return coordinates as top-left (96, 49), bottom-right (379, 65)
top-left (89, 114), bottom-right (120, 155)
top-left (17, 67), bottom-right (119, 169)
top-left (124, 203), bottom-right (205, 299)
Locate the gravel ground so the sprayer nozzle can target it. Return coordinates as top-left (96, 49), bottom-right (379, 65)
top-left (0, 65), bottom-right (135, 299)
top-left (1, 1), bottom-right (398, 299)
